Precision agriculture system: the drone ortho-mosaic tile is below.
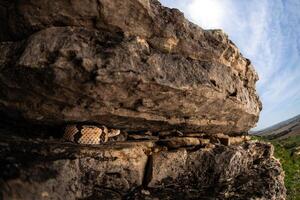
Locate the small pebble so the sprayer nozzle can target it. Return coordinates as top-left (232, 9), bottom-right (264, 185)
top-left (141, 189), bottom-right (150, 195)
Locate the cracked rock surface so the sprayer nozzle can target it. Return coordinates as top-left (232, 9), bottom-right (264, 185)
top-left (0, 0), bottom-right (261, 134)
top-left (0, 125), bottom-right (286, 200)
top-left (0, 0), bottom-right (285, 199)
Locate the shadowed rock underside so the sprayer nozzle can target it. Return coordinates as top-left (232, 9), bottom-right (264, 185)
top-left (0, 0), bottom-right (261, 134)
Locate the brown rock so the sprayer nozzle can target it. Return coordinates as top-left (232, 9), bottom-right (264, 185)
top-left (0, 1), bottom-right (285, 199)
top-left (158, 130), bottom-right (184, 138)
top-left (147, 141), bottom-right (286, 200)
top-left (157, 137), bottom-right (209, 148)
top-left (208, 133), bottom-right (250, 146)
top-left (0, 137), bottom-right (151, 200)
top-left (0, 0), bottom-right (261, 134)
top-left (292, 146), bottom-right (300, 158)
top-left (0, 132), bottom-right (286, 200)
top-left (213, 133), bottom-right (230, 145)
top-left (128, 134), bottom-right (159, 141)
top-left (148, 148), bottom-right (188, 187)
top-left (229, 135), bottom-right (251, 145)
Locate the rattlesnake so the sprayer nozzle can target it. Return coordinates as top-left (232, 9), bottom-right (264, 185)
top-left (63, 125), bottom-right (121, 144)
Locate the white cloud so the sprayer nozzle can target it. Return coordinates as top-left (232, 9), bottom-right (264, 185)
top-left (160, 0), bottom-right (300, 130)
top-left (186, 0), bottom-right (227, 29)
top-left (182, 0), bottom-right (289, 129)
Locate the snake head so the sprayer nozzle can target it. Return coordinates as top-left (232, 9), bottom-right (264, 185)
top-left (108, 129), bottom-right (121, 138)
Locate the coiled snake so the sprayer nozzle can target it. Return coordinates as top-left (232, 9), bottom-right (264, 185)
top-left (63, 125), bottom-right (121, 144)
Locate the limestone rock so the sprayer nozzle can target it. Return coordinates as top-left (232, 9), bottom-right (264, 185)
top-left (0, 0), bottom-right (261, 134)
top-left (0, 1), bottom-right (285, 199)
top-left (209, 133), bottom-right (250, 146)
top-left (0, 133), bottom-right (286, 200)
top-left (147, 142), bottom-right (286, 199)
top-left (157, 137), bottom-right (209, 148)
top-left (0, 137), bottom-right (152, 199)
top-left (128, 134), bottom-right (159, 141)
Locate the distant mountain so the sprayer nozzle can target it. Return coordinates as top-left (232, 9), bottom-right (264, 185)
top-left (254, 114), bottom-right (300, 139)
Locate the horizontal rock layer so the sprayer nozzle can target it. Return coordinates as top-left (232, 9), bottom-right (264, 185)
top-left (0, 0), bottom-right (261, 134)
top-left (0, 132), bottom-right (286, 200)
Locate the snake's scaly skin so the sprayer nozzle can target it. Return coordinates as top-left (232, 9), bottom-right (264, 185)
top-left (63, 125), bottom-right (120, 144)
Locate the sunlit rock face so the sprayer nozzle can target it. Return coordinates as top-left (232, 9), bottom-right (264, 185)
top-left (0, 0), bottom-right (261, 135)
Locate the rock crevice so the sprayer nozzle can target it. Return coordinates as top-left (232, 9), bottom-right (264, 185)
top-left (0, 130), bottom-right (286, 200)
top-left (0, 0), bottom-right (285, 199)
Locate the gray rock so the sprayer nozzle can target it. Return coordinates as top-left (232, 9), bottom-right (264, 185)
top-left (0, 1), bottom-right (285, 199)
top-left (0, 133), bottom-right (286, 200)
top-left (0, 137), bottom-right (152, 200)
top-left (0, 0), bottom-right (261, 134)
top-left (147, 142), bottom-right (286, 200)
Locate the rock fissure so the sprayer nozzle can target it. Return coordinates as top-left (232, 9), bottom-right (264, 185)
top-left (142, 154), bottom-right (153, 187)
top-left (0, 122), bottom-right (287, 199)
top-left (0, 0), bottom-right (286, 199)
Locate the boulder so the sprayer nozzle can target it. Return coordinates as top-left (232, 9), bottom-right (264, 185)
top-left (0, 0), bottom-right (261, 134)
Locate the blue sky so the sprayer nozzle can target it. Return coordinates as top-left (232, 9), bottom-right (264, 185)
top-left (160, 0), bottom-right (300, 130)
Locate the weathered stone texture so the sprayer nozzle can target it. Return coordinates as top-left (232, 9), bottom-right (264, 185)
top-left (0, 0), bottom-right (282, 199)
top-left (0, 0), bottom-right (261, 134)
top-left (0, 134), bottom-right (286, 200)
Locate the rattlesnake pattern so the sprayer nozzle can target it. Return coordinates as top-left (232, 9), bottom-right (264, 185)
top-left (63, 125), bottom-right (120, 144)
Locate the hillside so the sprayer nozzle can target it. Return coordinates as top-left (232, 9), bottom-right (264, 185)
top-left (253, 115), bottom-right (300, 200)
top-left (255, 115), bottom-right (300, 139)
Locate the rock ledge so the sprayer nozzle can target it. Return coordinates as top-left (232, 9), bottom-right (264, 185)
top-left (0, 0), bottom-right (261, 134)
top-left (0, 133), bottom-right (286, 200)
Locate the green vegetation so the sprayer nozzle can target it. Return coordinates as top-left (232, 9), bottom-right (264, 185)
top-left (252, 135), bottom-right (300, 200)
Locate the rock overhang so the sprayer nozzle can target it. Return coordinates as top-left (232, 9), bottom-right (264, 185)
top-left (0, 0), bottom-right (262, 135)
